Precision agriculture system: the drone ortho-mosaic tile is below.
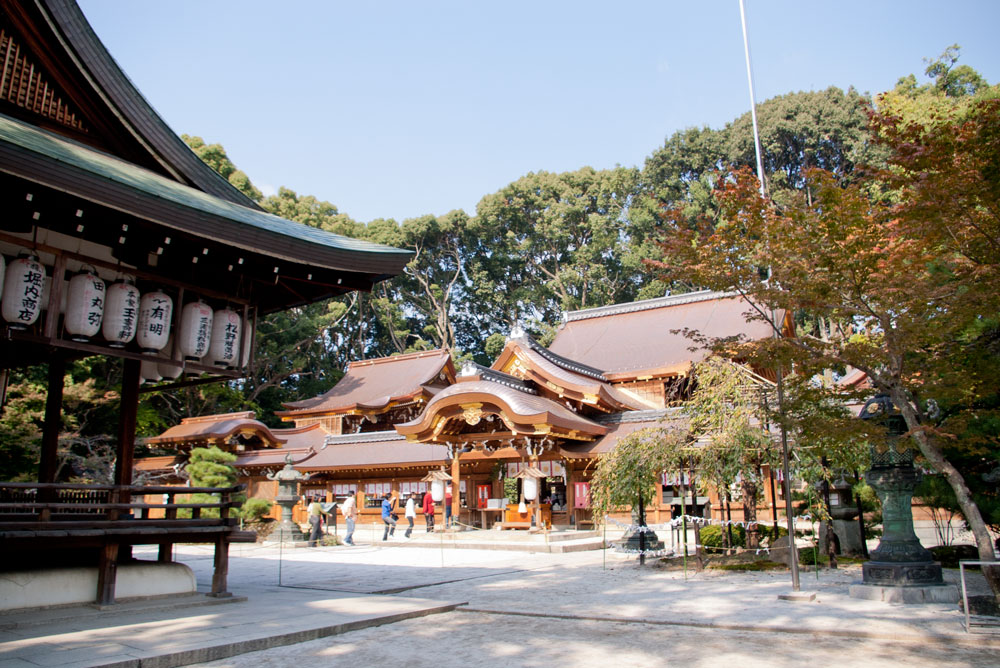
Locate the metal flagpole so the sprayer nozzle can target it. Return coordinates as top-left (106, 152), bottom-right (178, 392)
top-left (739, 0), bottom-right (800, 592)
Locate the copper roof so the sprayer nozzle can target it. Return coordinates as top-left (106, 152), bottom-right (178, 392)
top-left (279, 349), bottom-right (454, 417)
top-left (395, 378), bottom-right (607, 441)
top-left (145, 412), bottom-right (286, 448)
top-left (559, 410), bottom-right (687, 459)
top-left (493, 337), bottom-right (645, 412)
top-left (549, 291), bottom-right (777, 381)
top-left (296, 431), bottom-right (448, 471)
top-left (272, 424), bottom-right (326, 449)
top-left (234, 447), bottom-right (316, 468)
top-left (133, 455), bottom-right (185, 472)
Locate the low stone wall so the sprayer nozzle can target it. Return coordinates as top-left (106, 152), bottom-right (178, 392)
top-left (0, 561), bottom-right (197, 612)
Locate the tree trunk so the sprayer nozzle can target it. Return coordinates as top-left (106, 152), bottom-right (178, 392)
top-left (891, 387), bottom-right (1000, 602)
top-left (742, 479), bottom-right (760, 550)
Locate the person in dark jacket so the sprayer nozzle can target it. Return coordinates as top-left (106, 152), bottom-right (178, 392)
top-left (381, 492), bottom-right (397, 541)
top-left (422, 489), bottom-right (435, 532)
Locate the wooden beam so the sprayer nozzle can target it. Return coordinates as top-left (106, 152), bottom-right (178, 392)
top-left (39, 355), bottom-right (65, 483)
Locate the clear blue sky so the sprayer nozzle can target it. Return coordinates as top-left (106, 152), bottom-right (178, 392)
top-left (79, 1), bottom-right (1000, 224)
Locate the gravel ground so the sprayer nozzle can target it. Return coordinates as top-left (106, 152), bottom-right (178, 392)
top-left (193, 610), bottom-right (997, 668)
top-left (167, 543), bottom-right (998, 668)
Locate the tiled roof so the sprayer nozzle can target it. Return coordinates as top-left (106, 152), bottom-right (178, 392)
top-left (550, 291), bottom-right (777, 380)
top-left (279, 349), bottom-right (453, 416)
top-left (296, 431), bottom-right (448, 470)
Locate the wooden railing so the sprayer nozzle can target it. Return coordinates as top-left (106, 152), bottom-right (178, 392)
top-left (0, 482), bottom-right (252, 605)
top-left (0, 482), bottom-right (243, 525)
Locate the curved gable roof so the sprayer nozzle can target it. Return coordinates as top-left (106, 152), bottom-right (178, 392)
top-left (279, 349), bottom-right (454, 418)
top-left (395, 378), bottom-right (606, 443)
top-left (493, 336), bottom-right (644, 412)
top-left (145, 412), bottom-right (286, 448)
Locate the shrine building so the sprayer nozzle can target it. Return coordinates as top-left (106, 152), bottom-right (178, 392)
top-left (145, 290), bottom-right (797, 529)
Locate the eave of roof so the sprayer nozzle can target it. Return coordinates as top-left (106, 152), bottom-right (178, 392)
top-left (41, 0), bottom-right (261, 207)
top-left (0, 114), bottom-right (412, 278)
top-left (493, 340), bottom-right (644, 412)
top-left (278, 349), bottom-right (453, 417)
top-left (395, 379), bottom-right (607, 440)
top-left (296, 431), bottom-right (448, 471)
top-left (145, 415), bottom-right (286, 447)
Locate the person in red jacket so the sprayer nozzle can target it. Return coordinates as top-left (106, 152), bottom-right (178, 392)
top-left (422, 488), bottom-right (435, 532)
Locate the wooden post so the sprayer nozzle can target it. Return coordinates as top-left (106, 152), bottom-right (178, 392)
top-left (567, 466), bottom-right (576, 526)
top-left (209, 534), bottom-right (231, 598)
top-left (450, 451), bottom-right (461, 528)
top-left (96, 542), bottom-right (119, 605)
top-left (39, 356), bottom-right (65, 484)
top-left (113, 358), bottom-right (141, 494)
top-left (529, 453), bottom-right (540, 530)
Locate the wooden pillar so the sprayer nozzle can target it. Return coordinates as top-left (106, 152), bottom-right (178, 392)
top-left (96, 542), bottom-right (119, 605)
top-left (451, 452), bottom-right (461, 528)
top-left (113, 358), bottom-right (141, 492)
top-left (529, 453), bottom-right (540, 530)
top-left (158, 543), bottom-right (173, 562)
top-left (209, 535), bottom-right (232, 598)
top-left (567, 465), bottom-right (576, 526)
top-left (39, 356), bottom-right (65, 483)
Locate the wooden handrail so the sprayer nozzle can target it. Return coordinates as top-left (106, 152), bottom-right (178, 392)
top-left (0, 482), bottom-right (245, 495)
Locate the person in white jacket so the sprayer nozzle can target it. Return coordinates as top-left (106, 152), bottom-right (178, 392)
top-left (404, 492), bottom-right (417, 538)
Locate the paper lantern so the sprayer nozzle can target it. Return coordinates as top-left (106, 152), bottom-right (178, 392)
top-left (431, 479), bottom-right (445, 503)
top-left (208, 308), bottom-right (241, 368)
top-left (239, 319), bottom-right (254, 368)
top-left (157, 335), bottom-right (183, 380)
top-left (102, 279), bottom-right (140, 347)
top-left (2, 254), bottom-right (46, 329)
top-left (139, 359), bottom-right (162, 384)
top-left (136, 290), bottom-right (173, 353)
top-left (522, 476), bottom-right (538, 502)
top-left (178, 300), bottom-right (213, 360)
top-left (64, 269), bottom-right (106, 342)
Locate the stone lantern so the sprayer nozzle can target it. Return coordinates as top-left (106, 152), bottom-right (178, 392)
top-left (267, 456), bottom-right (309, 543)
top-left (849, 395), bottom-right (958, 603)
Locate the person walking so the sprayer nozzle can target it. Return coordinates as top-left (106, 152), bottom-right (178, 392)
top-left (444, 485), bottom-right (453, 528)
top-left (307, 499), bottom-right (326, 547)
top-left (341, 493), bottom-right (357, 546)
top-left (381, 491), bottom-right (397, 541)
top-left (404, 492), bottom-right (417, 538)
top-left (422, 488), bottom-right (435, 532)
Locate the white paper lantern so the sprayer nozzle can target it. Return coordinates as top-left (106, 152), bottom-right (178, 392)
top-left (139, 359), bottom-right (162, 384)
top-left (431, 479), bottom-right (445, 503)
top-left (157, 335), bottom-right (183, 380)
top-left (64, 269), bottom-right (106, 342)
top-left (136, 290), bottom-right (173, 353)
top-left (240, 319), bottom-right (254, 368)
top-left (178, 300), bottom-right (213, 360)
top-left (208, 308), bottom-right (241, 368)
top-left (102, 279), bottom-right (140, 347)
top-left (2, 254), bottom-right (46, 329)
top-left (522, 476), bottom-right (538, 502)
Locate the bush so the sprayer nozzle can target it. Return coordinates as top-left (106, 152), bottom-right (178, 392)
top-left (699, 524), bottom-right (746, 550)
top-left (930, 544), bottom-right (979, 569)
top-left (240, 498), bottom-right (274, 522)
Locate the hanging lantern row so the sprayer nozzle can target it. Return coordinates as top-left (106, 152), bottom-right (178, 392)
top-left (1, 252), bottom-right (247, 371)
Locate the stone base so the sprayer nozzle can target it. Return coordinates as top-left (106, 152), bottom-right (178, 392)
top-left (777, 591), bottom-right (817, 602)
top-left (849, 583), bottom-right (960, 604)
top-left (862, 560), bottom-right (944, 586)
top-left (616, 527), bottom-right (665, 553)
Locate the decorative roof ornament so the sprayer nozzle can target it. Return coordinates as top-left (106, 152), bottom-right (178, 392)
top-left (508, 322), bottom-right (527, 341)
